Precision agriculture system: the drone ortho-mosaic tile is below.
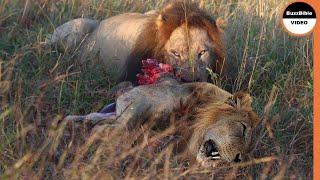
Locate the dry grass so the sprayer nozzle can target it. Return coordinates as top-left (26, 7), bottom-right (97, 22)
top-left (0, 0), bottom-right (313, 179)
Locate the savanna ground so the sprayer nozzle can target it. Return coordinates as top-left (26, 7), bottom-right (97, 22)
top-left (0, 0), bottom-right (313, 179)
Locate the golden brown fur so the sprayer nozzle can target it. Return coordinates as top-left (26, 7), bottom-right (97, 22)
top-left (162, 88), bottom-right (260, 166)
top-left (187, 92), bottom-right (260, 164)
top-left (125, 0), bottom-right (226, 82)
top-left (109, 81), bottom-right (259, 166)
top-left (50, 0), bottom-right (225, 83)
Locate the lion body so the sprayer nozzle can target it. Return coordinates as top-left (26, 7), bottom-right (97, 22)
top-left (50, 13), bottom-right (154, 81)
top-left (115, 81), bottom-right (232, 130)
top-left (49, 1), bottom-right (225, 83)
top-left (109, 81), bottom-right (259, 166)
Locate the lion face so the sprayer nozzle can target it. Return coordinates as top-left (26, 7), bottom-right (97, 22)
top-left (163, 25), bottom-right (216, 82)
top-left (190, 93), bottom-right (260, 167)
top-left (196, 114), bottom-right (253, 167)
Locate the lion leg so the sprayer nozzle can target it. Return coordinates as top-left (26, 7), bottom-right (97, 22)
top-left (47, 18), bottom-right (99, 52)
top-left (116, 100), bottom-right (154, 131)
top-left (65, 112), bottom-right (117, 126)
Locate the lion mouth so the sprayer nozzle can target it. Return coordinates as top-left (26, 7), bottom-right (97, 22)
top-left (197, 139), bottom-right (244, 167)
top-left (202, 139), bottom-right (221, 160)
top-left (196, 139), bottom-right (223, 167)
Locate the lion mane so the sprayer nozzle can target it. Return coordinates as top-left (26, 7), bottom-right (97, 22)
top-left (169, 88), bottom-right (260, 163)
top-left (186, 92), bottom-right (260, 158)
top-left (125, 0), bottom-right (225, 81)
top-left (49, 0), bottom-right (226, 83)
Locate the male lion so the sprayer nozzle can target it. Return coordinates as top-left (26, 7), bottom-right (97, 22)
top-left (49, 0), bottom-right (225, 83)
top-left (67, 79), bottom-right (260, 167)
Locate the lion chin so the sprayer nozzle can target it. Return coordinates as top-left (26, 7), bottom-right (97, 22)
top-left (48, 0), bottom-right (225, 84)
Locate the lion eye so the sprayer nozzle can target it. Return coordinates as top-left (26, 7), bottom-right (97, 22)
top-left (198, 50), bottom-right (207, 57)
top-left (171, 50), bottom-right (180, 58)
top-left (241, 123), bottom-right (247, 137)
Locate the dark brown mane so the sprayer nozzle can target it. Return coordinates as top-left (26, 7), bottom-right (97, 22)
top-left (125, 0), bottom-right (225, 83)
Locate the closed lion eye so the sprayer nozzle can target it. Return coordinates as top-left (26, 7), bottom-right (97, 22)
top-left (241, 122), bottom-right (247, 137)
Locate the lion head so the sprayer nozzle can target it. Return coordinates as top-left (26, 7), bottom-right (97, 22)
top-left (188, 92), bottom-right (260, 167)
top-left (130, 0), bottom-right (225, 83)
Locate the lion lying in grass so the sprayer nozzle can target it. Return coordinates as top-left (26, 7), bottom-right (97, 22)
top-left (48, 0), bottom-right (225, 83)
top-left (66, 78), bottom-right (260, 167)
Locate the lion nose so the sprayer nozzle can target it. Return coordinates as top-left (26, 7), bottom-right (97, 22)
top-left (203, 140), bottom-right (218, 157)
top-left (234, 153), bottom-right (241, 162)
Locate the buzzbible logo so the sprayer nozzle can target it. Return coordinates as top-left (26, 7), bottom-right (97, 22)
top-left (282, 1), bottom-right (316, 36)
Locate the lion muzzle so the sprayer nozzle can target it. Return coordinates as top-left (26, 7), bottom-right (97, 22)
top-left (197, 138), bottom-right (243, 166)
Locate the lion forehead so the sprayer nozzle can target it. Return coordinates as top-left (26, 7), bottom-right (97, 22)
top-left (165, 26), bottom-right (213, 52)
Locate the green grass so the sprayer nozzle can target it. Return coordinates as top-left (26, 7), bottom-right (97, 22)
top-left (0, 0), bottom-right (313, 179)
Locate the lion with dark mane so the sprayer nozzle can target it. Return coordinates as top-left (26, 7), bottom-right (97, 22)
top-left (49, 0), bottom-right (225, 83)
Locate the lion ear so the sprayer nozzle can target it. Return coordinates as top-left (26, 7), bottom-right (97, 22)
top-left (158, 14), bottom-right (168, 22)
top-left (215, 17), bottom-right (226, 33)
top-left (248, 111), bottom-right (260, 127)
top-left (226, 92), bottom-right (260, 127)
top-left (156, 14), bottom-right (168, 28)
top-left (226, 92), bottom-right (252, 110)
